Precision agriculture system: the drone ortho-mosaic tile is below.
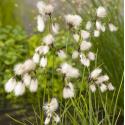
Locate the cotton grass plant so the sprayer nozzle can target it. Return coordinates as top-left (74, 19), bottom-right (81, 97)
top-left (5, 0), bottom-right (123, 125)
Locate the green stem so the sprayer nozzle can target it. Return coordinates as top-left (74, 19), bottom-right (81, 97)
top-left (89, 89), bottom-right (93, 125)
top-left (42, 69), bottom-right (47, 124)
top-left (48, 15), bottom-right (52, 101)
top-left (52, 47), bottom-right (55, 96)
top-left (98, 89), bottom-right (111, 125)
top-left (112, 73), bottom-right (123, 125)
top-left (81, 67), bottom-right (86, 92)
top-left (66, 29), bottom-right (70, 53)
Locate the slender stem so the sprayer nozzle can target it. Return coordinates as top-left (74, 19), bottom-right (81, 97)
top-left (49, 15), bottom-right (55, 97)
top-left (79, 67), bottom-right (86, 98)
top-left (66, 28), bottom-right (70, 53)
top-left (48, 15), bottom-right (52, 33)
top-left (98, 89), bottom-right (111, 125)
top-left (52, 46), bottom-right (55, 96)
top-left (89, 89), bottom-right (93, 125)
top-left (37, 90), bottom-right (42, 125)
top-left (6, 114), bottom-right (26, 125)
top-left (47, 15), bottom-right (52, 102)
top-left (112, 73), bottom-right (123, 125)
top-left (42, 69), bottom-right (47, 124)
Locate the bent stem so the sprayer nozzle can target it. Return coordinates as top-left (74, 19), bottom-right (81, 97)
top-left (6, 114), bottom-right (26, 125)
top-left (112, 73), bottom-right (124, 125)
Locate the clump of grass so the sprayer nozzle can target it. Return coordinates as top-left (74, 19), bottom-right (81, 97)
top-left (7, 73), bottom-right (123, 125)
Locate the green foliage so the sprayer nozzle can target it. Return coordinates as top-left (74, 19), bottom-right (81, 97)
top-left (0, 25), bottom-right (27, 80)
top-left (0, 27), bottom-right (45, 109)
top-left (0, 0), bottom-right (20, 26)
top-left (0, 25), bottom-right (28, 107)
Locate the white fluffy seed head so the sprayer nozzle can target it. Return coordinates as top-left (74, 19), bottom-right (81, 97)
top-left (81, 30), bottom-right (90, 40)
top-left (57, 50), bottom-right (67, 59)
top-left (96, 21), bottom-right (102, 31)
top-left (80, 54), bottom-right (90, 67)
top-left (33, 53), bottom-right (40, 64)
top-left (36, 1), bottom-right (46, 15)
top-left (90, 68), bottom-right (102, 80)
top-left (14, 59), bottom-right (35, 76)
top-left (109, 23), bottom-right (118, 32)
top-left (95, 75), bottom-right (109, 84)
top-left (87, 52), bottom-right (95, 61)
top-left (52, 23), bottom-right (59, 34)
top-left (40, 57), bottom-right (47, 68)
top-left (72, 51), bottom-right (79, 59)
top-left (35, 45), bottom-right (49, 55)
top-left (59, 63), bottom-right (80, 78)
top-left (94, 30), bottom-right (100, 37)
top-left (37, 15), bottom-right (45, 32)
top-left (22, 73), bottom-right (31, 87)
top-left (59, 63), bottom-right (69, 74)
top-left (43, 98), bottom-right (58, 114)
top-left (44, 115), bottom-right (51, 125)
top-left (49, 98), bottom-right (58, 112)
top-left (80, 41), bottom-right (92, 51)
top-left (68, 67), bottom-right (80, 78)
top-left (37, 1), bottom-right (54, 15)
top-left (65, 14), bottom-right (73, 25)
top-left (29, 79), bottom-right (38, 92)
top-left (63, 82), bottom-right (75, 99)
top-left (44, 4), bottom-right (54, 15)
top-left (107, 83), bottom-right (115, 91)
top-left (96, 6), bottom-right (107, 18)
top-left (53, 114), bottom-right (60, 123)
top-left (43, 34), bottom-right (54, 45)
top-left (13, 60), bottom-right (34, 74)
top-left (89, 84), bottom-right (96, 93)
top-left (14, 81), bottom-right (25, 96)
top-left (65, 14), bottom-right (82, 28)
top-left (14, 63), bottom-right (24, 75)
top-left (5, 78), bottom-right (16, 93)
top-left (96, 21), bottom-right (105, 32)
top-left (86, 21), bottom-right (92, 30)
top-left (73, 34), bottom-right (80, 42)
top-left (100, 83), bottom-right (107, 92)
top-left (23, 59), bottom-right (36, 73)
top-left (73, 15), bottom-right (82, 28)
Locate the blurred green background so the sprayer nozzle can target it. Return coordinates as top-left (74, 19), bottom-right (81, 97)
top-left (0, 0), bottom-right (123, 124)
